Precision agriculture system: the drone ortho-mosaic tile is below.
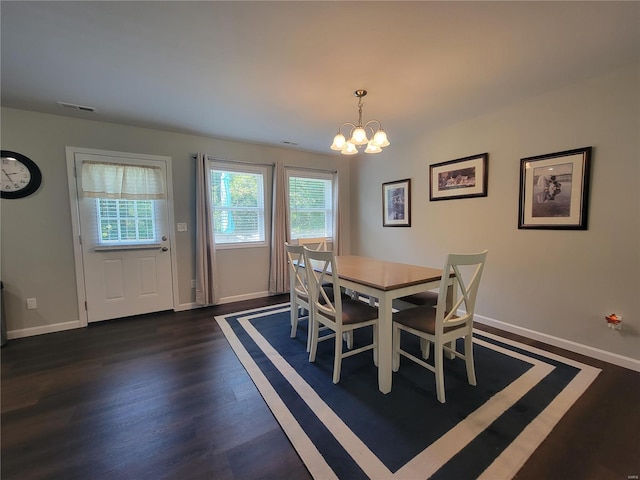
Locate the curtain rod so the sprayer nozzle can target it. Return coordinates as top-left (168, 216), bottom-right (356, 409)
top-left (193, 154), bottom-right (275, 168)
top-left (285, 165), bottom-right (337, 174)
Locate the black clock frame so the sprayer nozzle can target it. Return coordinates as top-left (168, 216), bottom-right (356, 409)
top-left (1, 150), bottom-right (42, 199)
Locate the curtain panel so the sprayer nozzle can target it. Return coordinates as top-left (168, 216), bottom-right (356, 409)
top-left (195, 153), bottom-right (220, 305)
top-left (81, 161), bottom-right (166, 199)
top-left (268, 162), bottom-right (289, 294)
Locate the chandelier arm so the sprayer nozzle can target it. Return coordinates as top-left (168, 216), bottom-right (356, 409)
top-left (337, 122), bottom-right (357, 139)
top-left (338, 122), bottom-right (357, 131)
top-left (364, 119), bottom-right (382, 130)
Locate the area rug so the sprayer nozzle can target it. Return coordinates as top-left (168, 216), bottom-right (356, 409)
top-left (215, 303), bottom-right (600, 480)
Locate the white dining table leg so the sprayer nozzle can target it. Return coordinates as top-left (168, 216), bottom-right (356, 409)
top-left (377, 292), bottom-right (393, 394)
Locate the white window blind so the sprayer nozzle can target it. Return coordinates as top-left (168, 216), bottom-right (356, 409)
top-left (209, 164), bottom-right (267, 245)
top-left (287, 171), bottom-right (334, 240)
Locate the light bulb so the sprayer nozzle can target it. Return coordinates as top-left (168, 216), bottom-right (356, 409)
top-left (331, 133), bottom-right (346, 150)
top-left (350, 127), bottom-right (368, 146)
top-left (341, 142), bottom-right (358, 155)
top-left (373, 129), bottom-right (389, 147)
top-left (365, 141), bottom-right (382, 154)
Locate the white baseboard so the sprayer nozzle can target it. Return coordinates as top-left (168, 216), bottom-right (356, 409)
top-left (7, 320), bottom-right (82, 340)
top-left (474, 314), bottom-right (640, 372)
top-left (175, 291), bottom-right (275, 312)
top-left (218, 290), bottom-right (273, 305)
top-left (174, 302), bottom-right (200, 311)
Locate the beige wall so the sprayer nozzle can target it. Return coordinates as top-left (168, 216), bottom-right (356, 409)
top-left (350, 62), bottom-right (639, 362)
top-left (0, 109), bottom-right (349, 333)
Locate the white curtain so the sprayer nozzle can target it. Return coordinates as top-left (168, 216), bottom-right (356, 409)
top-left (333, 172), bottom-right (343, 255)
top-left (195, 153), bottom-right (220, 305)
top-left (82, 161), bottom-right (165, 199)
top-left (268, 162), bottom-right (288, 293)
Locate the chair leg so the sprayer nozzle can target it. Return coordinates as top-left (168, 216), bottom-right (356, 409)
top-left (465, 334), bottom-right (477, 386)
top-left (344, 331), bottom-right (353, 349)
top-left (373, 324), bottom-right (378, 367)
top-left (445, 341), bottom-right (455, 359)
top-left (290, 299), bottom-right (298, 338)
top-left (333, 329), bottom-right (343, 384)
top-left (434, 345), bottom-right (446, 403)
top-left (420, 338), bottom-right (431, 359)
top-left (306, 311), bottom-right (313, 353)
top-left (392, 325), bottom-right (400, 372)
top-left (309, 315), bottom-right (320, 362)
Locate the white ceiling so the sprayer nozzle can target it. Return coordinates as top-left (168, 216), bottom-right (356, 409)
top-left (1, 1), bottom-right (638, 155)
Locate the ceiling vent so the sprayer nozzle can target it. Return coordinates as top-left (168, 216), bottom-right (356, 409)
top-left (56, 101), bottom-right (96, 113)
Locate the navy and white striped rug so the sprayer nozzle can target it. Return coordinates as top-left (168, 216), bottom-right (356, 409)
top-left (216, 303), bottom-right (599, 479)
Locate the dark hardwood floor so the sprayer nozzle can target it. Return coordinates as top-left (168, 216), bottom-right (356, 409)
top-left (2, 295), bottom-right (638, 480)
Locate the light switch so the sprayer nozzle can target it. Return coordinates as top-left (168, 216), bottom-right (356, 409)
top-left (177, 223), bottom-right (187, 232)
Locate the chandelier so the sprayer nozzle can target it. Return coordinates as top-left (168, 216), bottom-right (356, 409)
top-left (330, 90), bottom-right (390, 155)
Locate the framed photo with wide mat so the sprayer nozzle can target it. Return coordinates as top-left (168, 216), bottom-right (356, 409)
top-left (216, 303), bottom-right (600, 480)
top-left (382, 178), bottom-right (411, 227)
top-left (430, 153), bottom-right (488, 201)
top-left (518, 146), bottom-right (592, 230)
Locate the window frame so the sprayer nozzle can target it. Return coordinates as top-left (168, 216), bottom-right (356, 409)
top-left (286, 169), bottom-right (335, 243)
top-left (209, 161), bottom-right (269, 249)
top-left (95, 198), bottom-right (159, 246)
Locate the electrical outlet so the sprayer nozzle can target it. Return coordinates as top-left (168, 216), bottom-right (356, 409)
top-left (26, 298), bottom-right (37, 310)
top-left (191, 279), bottom-right (196, 289)
top-left (177, 223), bottom-right (187, 232)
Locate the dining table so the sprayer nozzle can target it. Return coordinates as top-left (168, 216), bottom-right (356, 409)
top-left (334, 255), bottom-right (453, 394)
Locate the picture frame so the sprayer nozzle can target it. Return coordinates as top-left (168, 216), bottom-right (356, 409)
top-left (518, 146), bottom-right (592, 230)
top-left (429, 153), bottom-right (488, 201)
top-left (382, 178), bottom-right (411, 227)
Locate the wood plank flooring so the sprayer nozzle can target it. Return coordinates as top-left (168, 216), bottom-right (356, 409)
top-left (2, 295), bottom-right (639, 480)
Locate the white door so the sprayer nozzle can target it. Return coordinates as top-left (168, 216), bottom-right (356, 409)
top-left (73, 151), bottom-right (174, 323)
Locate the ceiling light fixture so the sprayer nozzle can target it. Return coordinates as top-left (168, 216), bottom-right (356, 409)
top-left (330, 89), bottom-right (390, 155)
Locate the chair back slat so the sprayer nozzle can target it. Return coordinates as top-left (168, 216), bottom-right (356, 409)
top-left (435, 250), bottom-right (488, 331)
top-left (303, 248), bottom-right (341, 324)
top-left (285, 243), bottom-right (309, 298)
top-left (298, 237), bottom-right (329, 251)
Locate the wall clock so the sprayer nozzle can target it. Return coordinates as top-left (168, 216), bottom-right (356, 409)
top-left (1, 150), bottom-right (42, 199)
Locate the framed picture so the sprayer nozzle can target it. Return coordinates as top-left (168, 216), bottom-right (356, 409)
top-left (382, 179), bottom-right (411, 227)
top-left (518, 146), bottom-right (592, 230)
top-left (429, 153), bottom-right (488, 201)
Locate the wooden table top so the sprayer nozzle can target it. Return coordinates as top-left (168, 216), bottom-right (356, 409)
top-left (335, 255), bottom-right (444, 291)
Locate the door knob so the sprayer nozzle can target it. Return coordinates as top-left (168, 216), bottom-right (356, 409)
top-left (162, 236), bottom-right (167, 241)
top-left (162, 246), bottom-right (168, 252)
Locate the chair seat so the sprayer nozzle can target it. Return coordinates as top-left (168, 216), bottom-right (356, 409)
top-left (393, 305), bottom-right (462, 334)
top-left (319, 286), bottom-right (351, 304)
top-left (340, 298), bottom-right (379, 325)
top-left (399, 290), bottom-right (438, 306)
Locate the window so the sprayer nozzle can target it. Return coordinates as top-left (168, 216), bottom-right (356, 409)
top-left (287, 170), bottom-right (334, 241)
top-left (97, 199), bottom-right (157, 244)
top-left (210, 163), bottom-right (267, 245)
top-left (81, 160), bottom-right (166, 247)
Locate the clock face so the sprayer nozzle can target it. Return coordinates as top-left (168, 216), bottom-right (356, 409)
top-left (1, 151), bottom-right (42, 199)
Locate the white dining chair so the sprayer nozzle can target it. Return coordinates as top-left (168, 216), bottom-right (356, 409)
top-left (392, 250), bottom-right (488, 403)
top-left (303, 247), bottom-right (380, 384)
top-left (285, 242), bottom-right (313, 350)
top-left (297, 237), bottom-right (328, 251)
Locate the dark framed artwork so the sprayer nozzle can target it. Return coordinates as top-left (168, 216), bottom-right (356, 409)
top-left (518, 146), bottom-right (592, 230)
top-left (429, 153), bottom-right (488, 201)
top-left (382, 178), bottom-right (411, 227)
